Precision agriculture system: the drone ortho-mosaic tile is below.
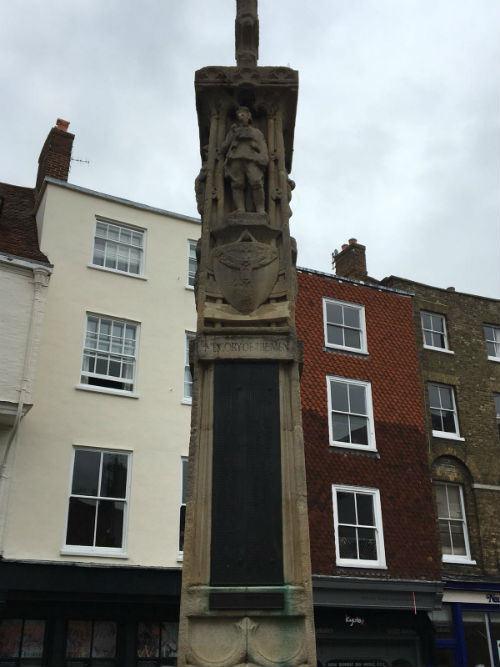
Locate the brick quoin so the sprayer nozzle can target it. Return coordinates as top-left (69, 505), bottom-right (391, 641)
top-left (297, 269), bottom-right (441, 581)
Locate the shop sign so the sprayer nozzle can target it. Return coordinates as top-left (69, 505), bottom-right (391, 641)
top-left (345, 614), bottom-right (366, 627)
top-left (486, 592), bottom-right (499, 603)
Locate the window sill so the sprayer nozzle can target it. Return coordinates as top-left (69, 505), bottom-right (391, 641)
top-left (330, 442), bottom-right (377, 454)
top-left (177, 552), bottom-right (184, 562)
top-left (181, 398), bottom-right (192, 406)
top-left (423, 345), bottom-right (454, 355)
top-left (432, 431), bottom-right (464, 441)
top-left (88, 264), bottom-right (147, 280)
top-left (61, 547), bottom-right (128, 559)
top-left (325, 344), bottom-right (368, 356)
top-left (76, 384), bottom-right (139, 399)
top-left (185, 285), bottom-right (195, 291)
top-left (442, 556), bottom-right (476, 565)
top-left (487, 356), bottom-right (500, 363)
top-left (336, 561), bottom-right (387, 569)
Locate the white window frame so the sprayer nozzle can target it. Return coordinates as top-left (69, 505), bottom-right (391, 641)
top-left (327, 376), bottom-right (376, 451)
top-left (187, 240), bottom-right (197, 289)
top-left (61, 447), bottom-right (131, 558)
top-left (484, 325), bottom-right (500, 362)
top-left (177, 457), bottom-right (188, 562)
top-left (323, 298), bottom-right (367, 354)
top-left (434, 482), bottom-right (475, 564)
top-left (421, 311), bottom-right (453, 354)
top-left (182, 332), bottom-right (195, 404)
top-left (428, 383), bottom-right (463, 440)
top-left (332, 485), bottom-right (386, 568)
top-left (78, 313), bottom-right (140, 397)
top-left (90, 218), bottom-right (146, 278)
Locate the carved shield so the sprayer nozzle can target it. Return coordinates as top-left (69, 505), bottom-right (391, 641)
top-left (213, 233), bottom-right (279, 314)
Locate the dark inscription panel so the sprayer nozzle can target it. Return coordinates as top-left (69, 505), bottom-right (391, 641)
top-left (211, 361), bottom-right (283, 585)
top-left (209, 592), bottom-right (284, 610)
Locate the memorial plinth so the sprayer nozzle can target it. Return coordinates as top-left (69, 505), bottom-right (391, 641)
top-left (177, 2), bottom-right (316, 665)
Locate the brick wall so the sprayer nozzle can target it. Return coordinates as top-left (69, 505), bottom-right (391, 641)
top-left (297, 270), bottom-right (441, 581)
top-left (383, 277), bottom-right (500, 579)
top-left (35, 124), bottom-right (74, 192)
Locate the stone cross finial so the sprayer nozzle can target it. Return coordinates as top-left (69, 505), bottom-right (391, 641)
top-left (235, 0), bottom-right (259, 68)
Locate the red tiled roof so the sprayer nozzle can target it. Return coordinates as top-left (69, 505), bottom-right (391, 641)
top-left (0, 182), bottom-right (49, 263)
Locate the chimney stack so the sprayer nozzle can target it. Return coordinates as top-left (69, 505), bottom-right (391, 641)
top-left (35, 118), bottom-right (74, 192)
top-left (332, 237), bottom-right (368, 281)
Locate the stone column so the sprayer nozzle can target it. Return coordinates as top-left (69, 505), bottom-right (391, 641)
top-left (178, 3), bottom-right (316, 665)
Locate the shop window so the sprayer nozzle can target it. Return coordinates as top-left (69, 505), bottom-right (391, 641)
top-left (64, 448), bottom-right (130, 556)
top-left (462, 611), bottom-right (497, 667)
top-left (0, 619), bottom-right (45, 666)
top-left (323, 298), bottom-right (367, 353)
top-left (434, 482), bottom-right (473, 563)
top-left (331, 485), bottom-right (386, 568)
top-left (65, 620), bottom-right (117, 666)
top-left (136, 622), bottom-right (178, 665)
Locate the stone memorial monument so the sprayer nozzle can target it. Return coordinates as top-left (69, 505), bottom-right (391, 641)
top-left (177, 2), bottom-right (317, 665)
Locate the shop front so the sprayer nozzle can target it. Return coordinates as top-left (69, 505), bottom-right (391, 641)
top-left (430, 582), bottom-right (500, 667)
top-left (313, 576), bottom-right (442, 667)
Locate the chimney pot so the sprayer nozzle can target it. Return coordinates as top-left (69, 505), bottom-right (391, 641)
top-left (446, 287), bottom-right (455, 292)
top-left (341, 244), bottom-right (348, 251)
top-left (348, 238), bottom-right (357, 245)
top-left (56, 118), bottom-right (70, 132)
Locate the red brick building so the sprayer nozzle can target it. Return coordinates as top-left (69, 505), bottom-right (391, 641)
top-left (296, 265), bottom-right (442, 666)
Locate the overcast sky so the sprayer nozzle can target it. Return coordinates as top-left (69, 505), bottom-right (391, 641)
top-left (1, 0), bottom-right (498, 297)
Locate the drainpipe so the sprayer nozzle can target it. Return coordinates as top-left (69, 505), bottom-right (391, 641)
top-left (0, 265), bottom-right (51, 553)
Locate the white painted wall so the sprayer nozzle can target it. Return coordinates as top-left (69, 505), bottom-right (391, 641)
top-left (4, 182), bottom-right (199, 567)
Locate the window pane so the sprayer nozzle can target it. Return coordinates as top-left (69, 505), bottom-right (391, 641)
top-left (179, 504), bottom-right (186, 552)
top-left (439, 519), bottom-right (452, 554)
top-left (441, 410), bottom-right (456, 433)
top-left (108, 225), bottom-right (120, 241)
top-left (439, 387), bottom-right (453, 410)
top-left (338, 525), bottom-right (357, 559)
top-left (332, 413), bottom-right (350, 442)
top-left (431, 408), bottom-right (443, 431)
top-left (431, 314), bottom-right (444, 333)
top-left (446, 486), bottom-right (462, 519)
top-left (182, 460), bottom-right (189, 504)
top-left (428, 384), bottom-right (440, 408)
top-left (92, 621), bottom-right (117, 658)
top-left (96, 222), bottom-right (107, 238)
top-left (72, 450), bottom-right (101, 496)
top-left (21, 620), bottom-right (45, 659)
top-left (137, 622), bottom-right (160, 658)
top-left (344, 328), bottom-right (361, 349)
top-left (0, 619), bottom-right (22, 658)
top-left (101, 453), bottom-right (128, 498)
top-left (120, 228), bottom-right (132, 244)
top-left (331, 381), bottom-right (349, 413)
top-left (343, 306), bottom-right (360, 329)
top-left (449, 522), bottom-right (466, 555)
top-left (327, 324), bottom-right (343, 346)
top-left (423, 330), bottom-right (433, 346)
top-left (66, 498), bottom-right (96, 546)
top-left (487, 341), bottom-right (497, 356)
top-left (66, 620), bottom-right (92, 658)
top-left (95, 500), bottom-right (124, 548)
top-left (96, 356), bottom-right (109, 376)
top-left (432, 332), bottom-right (445, 348)
top-left (356, 494), bottom-right (374, 526)
top-left (421, 313), bottom-right (432, 329)
top-left (358, 527), bottom-right (377, 560)
top-left (435, 486), bottom-right (447, 517)
top-left (326, 302), bottom-right (342, 324)
top-left (350, 415), bottom-right (368, 445)
top-left (337, 492), bottom-right (356, 524)
top-left (160, 622), bottom-right (178, 659)
top-left (348, 384), bottom-right (366, 415)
